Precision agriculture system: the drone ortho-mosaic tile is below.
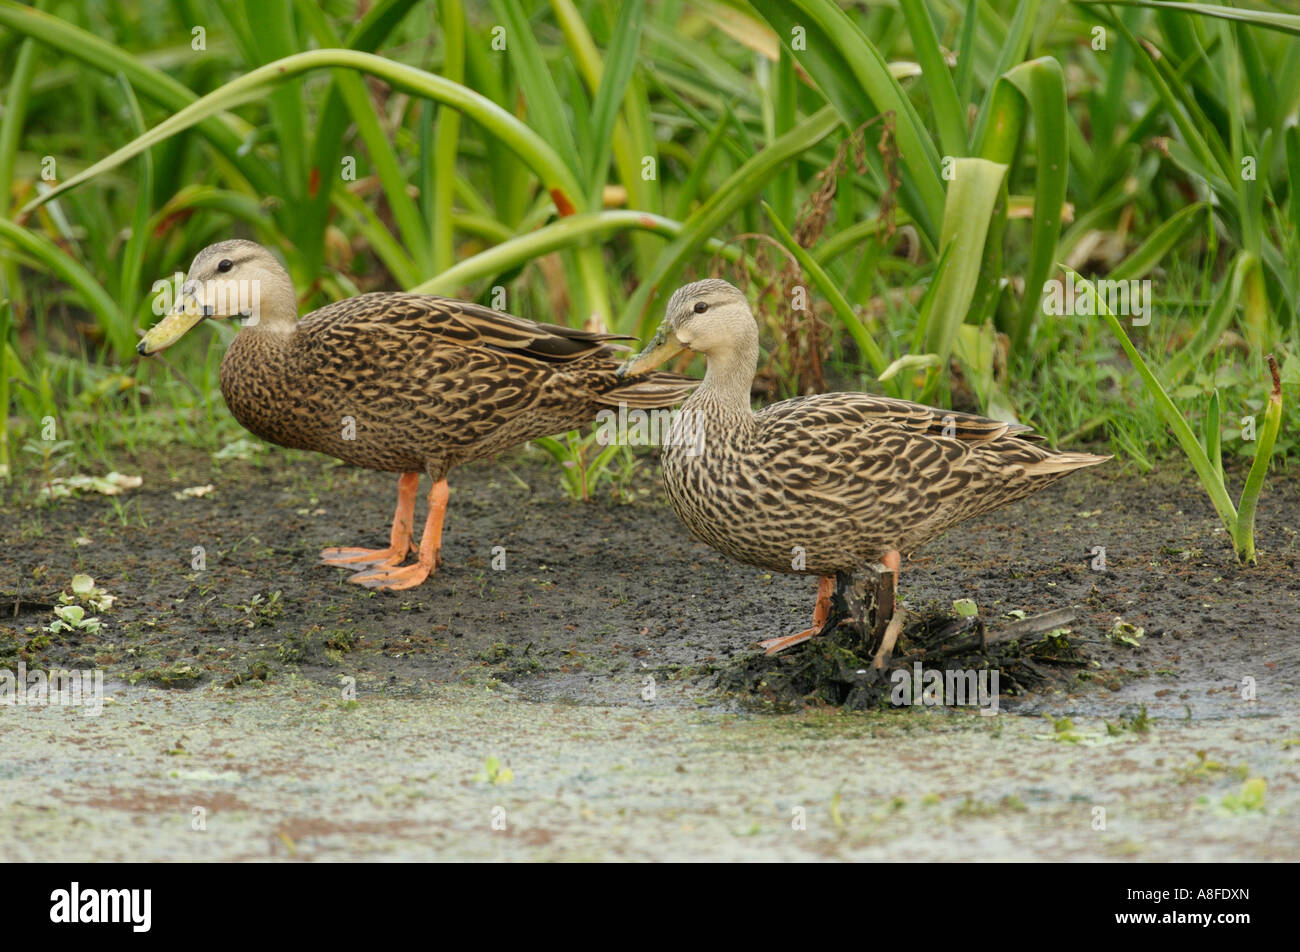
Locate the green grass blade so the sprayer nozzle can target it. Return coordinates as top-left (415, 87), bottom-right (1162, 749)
top-left (953, 0), bottom-right (979, 107)
top-left (1235, 18), bottom-right (1276, 133)
top-left (0, 0), bottom-right (276, 199)
top-left (1233, 357), bottom-right (1283, 562)
top-left (1067, 266), bottom-right (1240, 543)
top-left (19, 50), bottom-right (589, 221)
top-left (899, 0), bottom-right (967, 158)
top-left (970, 0), bottom-right (1040, 147)
top-left (769, 48), bottom-right (798, 226)
top-left (0, 298), bottom-right (11, 478)
top-left (143, 185), bottom-right (267, 235)
top-left (115, 73), bottom-right (152, 346)
top-left (432, 0), bottom-right (466, 273)
top-left (491, 0), bottom-right (582, 184)
top-left (748, 0), bottom-right (945, 244)
top-left (1109, 202), bottom-right (1207, 281)
top-left (1003, 57), bottom-right (1068, 352)
top-left (811, 210), bottom-right (917, 268)
top-left (333, 71), bottom-right (433, 274)
top-left (243, 0), bottom-right (309, 199)
top-left (549, 0), bottom-right (661, 274)
top-left (974, 74), bottom-right (1027, 167)
top-left (672, 105), bottom-right (735, 221)
top-left (760, 202), bottom-right (889, 375)
top-left (1286, 126), bottom-right (1300, 245)
top-left (617, 106), bottom-right (841, 336)
top-left (294, 0), bottom-right (424, 277)
top-left (0, 28), bottom-right (40, 218)
top-left (290, 0), bottom-right (429, 271)
top-left (1107, 15), bottom-right (1231, 181)
top-left (0, 219), bottom-right (124, 339)
top-left (581, 0), bottom-right (642, 208)
top-left (1078, 1), bottom-right (1300, 37)
top-left (330, 188), bottom-right (421, 289)
top-left (923, 158), bottom-right (1008, 374)
top-left (413, 210), bottom-right (687, 297)
top-left (1206, 388), bottom-right (1223, 483)
top-left (1167, 249), bottom-right (1255, 381)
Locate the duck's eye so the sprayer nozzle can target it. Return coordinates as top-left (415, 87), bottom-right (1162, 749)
top-left (217, 259), bottom-right (234, 273)
top-left (693, 301), bottom-right (709, 314)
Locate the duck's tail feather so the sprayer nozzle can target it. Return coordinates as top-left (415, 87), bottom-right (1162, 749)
top-left (597, 371), bottom-right (699, 409)
top-left (1022, 452), bottom-right (1113, 476)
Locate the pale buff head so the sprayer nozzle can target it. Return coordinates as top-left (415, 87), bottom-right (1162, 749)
top-left (138, 240), bottom-right (298, 355)
top-left (618, 279), bottom-right (759, 380)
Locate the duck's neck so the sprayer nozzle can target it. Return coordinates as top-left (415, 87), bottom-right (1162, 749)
top-left (243, 316), bottom-right (297, 346)
top-left (219, 276), bottom-right (299, 404)
top-left (236, 268), bottom-right (301, 340)
top-left (686, 335), bottom-right (759, 428)
top-left (221, 322), bottom-right (294, 403)
top-left (227, 318), bottom-right (295, 374)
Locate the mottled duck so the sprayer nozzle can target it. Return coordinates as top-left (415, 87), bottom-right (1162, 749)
top-left (138, 240), bottom-right (695, 590)
top-left (619, 279), bottom-right (1109, 665)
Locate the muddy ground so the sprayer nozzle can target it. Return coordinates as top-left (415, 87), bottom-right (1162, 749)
top-left (2, 445), bottom-right (1298, 860)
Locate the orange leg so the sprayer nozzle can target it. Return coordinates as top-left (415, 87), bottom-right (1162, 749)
top-left (320, 472), bottom-right (420, 567)
top-left (871, 549), bottom-right (905, 669)
top-left (347, 479), bottom-right (449, 591)
top-left (759, 575), bottom-right (836, 654)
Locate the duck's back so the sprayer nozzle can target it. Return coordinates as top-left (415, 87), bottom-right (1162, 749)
top-left (662, 389), bottom-right (1108, 575)
top-left (220, 293), bottom-right (693, 477)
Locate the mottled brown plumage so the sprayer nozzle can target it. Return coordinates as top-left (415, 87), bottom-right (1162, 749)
top-left (138, 240), bottom-right (695, 589)
top-left (620, 279), bottom-right (1109, 659)
top-left (216, 287), bottom-right (694, 481)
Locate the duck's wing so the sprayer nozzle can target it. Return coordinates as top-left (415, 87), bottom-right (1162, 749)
top-left (751, 391), bottom-right (1107, 540)
top-left (290, 292), bottom-right (695, 442)
top-left (756, 392), bottom-right (1043, 443)
top-left (299, 292), bottom-right (632, 363)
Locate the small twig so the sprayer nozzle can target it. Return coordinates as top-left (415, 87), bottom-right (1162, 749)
top-left (985, 607), bottom-right (1076, 645)
top-left (131, 338), bottom-right (203, 402)
top-left (7, 596), bottom-right (57, 617)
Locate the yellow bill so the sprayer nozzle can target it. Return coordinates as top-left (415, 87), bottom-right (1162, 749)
top-left (616, 322), bottom-right (685, 378)
top-left (137, 289), bottom-right (205, 356)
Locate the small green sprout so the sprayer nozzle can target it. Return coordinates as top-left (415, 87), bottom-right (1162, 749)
top-left (65, 574), bottom-right (115, 612)
top-left (44, 604), bottom-right (102, 635)
top-left (1108, 619), bottom-right (1145, 648)
top-left (474, 756), bottom-right (514, 785)
top-left (1215, 778), bottom-right (1267, 815)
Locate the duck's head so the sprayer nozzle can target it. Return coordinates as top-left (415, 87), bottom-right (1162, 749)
top-left (137, 239), bottom-right (298, 356)
top-left (618, 279), bottom-right (755, 377)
